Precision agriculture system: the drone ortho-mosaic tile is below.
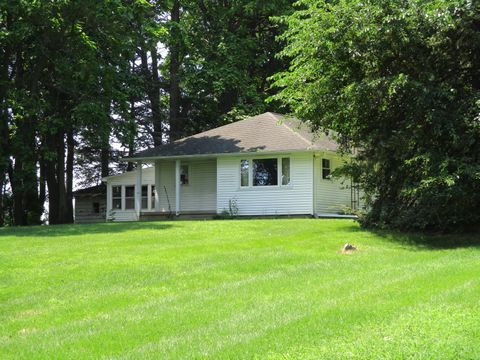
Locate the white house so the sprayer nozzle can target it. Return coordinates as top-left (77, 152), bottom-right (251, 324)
top-left (98, 112), bottom-right (360, 222)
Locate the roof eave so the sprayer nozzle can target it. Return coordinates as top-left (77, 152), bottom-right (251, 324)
top-left (119, 148), bottom-right (321, 162)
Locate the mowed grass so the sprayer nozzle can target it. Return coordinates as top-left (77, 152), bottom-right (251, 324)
top-left (0, 219), bottom-right (479, 359)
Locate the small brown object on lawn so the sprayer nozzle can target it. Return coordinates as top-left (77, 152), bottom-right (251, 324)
top-left (341, 243), bottom-right (357, 254)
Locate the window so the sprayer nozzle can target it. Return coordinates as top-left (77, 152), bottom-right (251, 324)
top-left (180, 165), bottom-right (189, 185)
top-left (281, 158), bottom-right (290, 185)
top-left (141, 185), bottom-right (148, 209)
top-left (93, 202), bottom-right (100, 214)
top-left (240, 157), bottom-right (291, 187)
top-left (253, 158), bottom-right (278, 186)
top-left (125, 185), bottom-right (135, 209)
top-left (151, 185), bottom-right (156, 209)
top-left (112, 186), bottom-right (122, 209)
top-left (322, 159), bottom-right (331, 179)
top-left (240, 159), bottom-right (249, 187)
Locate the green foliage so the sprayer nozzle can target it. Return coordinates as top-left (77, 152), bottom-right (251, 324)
top-left (272, 0), bottom-right (480, 231)
top-left (178, 0), bottom-right (294, 132)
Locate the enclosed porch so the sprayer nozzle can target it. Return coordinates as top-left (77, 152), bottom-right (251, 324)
top-left (105, 157), bottom-right (217, 221)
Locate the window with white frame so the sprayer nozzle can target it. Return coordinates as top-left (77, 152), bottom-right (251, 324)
top-left (240, 157), bottom-right (291, 187)
top-left (125, 185), bottom-right (135, 209)
top-left (112, 186), bottom-right (122, 209)
top-left (240, 160), bottom-right (249, 187)
top-left (322, 158), bottom-right (331, 179)
top-left (281, 158), bottom-right (290, 185)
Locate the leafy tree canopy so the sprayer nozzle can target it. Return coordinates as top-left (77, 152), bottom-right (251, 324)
top-left (272, 0), bottom-right (480, 231)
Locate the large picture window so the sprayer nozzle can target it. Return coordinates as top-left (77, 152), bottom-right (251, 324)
top-left (125, 185), bottom-right (135, 209)
top-left (112, 186), bottom-right (122, 209)
top-left (240, 157), bottom-right (291, 187)
top-left (253, 158), bottom-right (278, 186)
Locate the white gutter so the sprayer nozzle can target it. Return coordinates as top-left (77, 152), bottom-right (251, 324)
top-left (119, 148), bottom-right (340, 163)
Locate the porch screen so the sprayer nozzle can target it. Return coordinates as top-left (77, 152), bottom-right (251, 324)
top-left (125, 186), bottom-right (135, 209)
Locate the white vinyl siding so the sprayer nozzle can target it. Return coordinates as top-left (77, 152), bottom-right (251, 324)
top-left (314, 155), bottom-right (352, 214)
top-left (216, 153), bottom-right (314, 216)
top-left (154, 159), bottom-right (217, 214)
top-left (106, 167), bottom-right (155, 221)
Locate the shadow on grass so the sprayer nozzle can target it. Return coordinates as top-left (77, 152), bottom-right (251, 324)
top-left (0, 221), bottom-right (176, 237)
top-left (370, 229), bottom-right (480, 250)
top-left (318, 220), bottom-right (480, 250)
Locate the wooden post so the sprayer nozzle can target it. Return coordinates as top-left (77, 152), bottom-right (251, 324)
top-left (154, 161), bottom-right (161, 211)
top-left (135, 161), bottom-right (142, 220)
top-left (175, 160), bottom-right (180, 215)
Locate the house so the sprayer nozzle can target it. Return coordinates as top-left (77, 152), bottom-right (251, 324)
top-left (72, 184), bottom-right (107, 223)
top-left (101, 112), bottom-right (361, 222)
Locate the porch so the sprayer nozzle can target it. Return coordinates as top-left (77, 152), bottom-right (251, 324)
top-left (128, 158), bottom-right (217, 220)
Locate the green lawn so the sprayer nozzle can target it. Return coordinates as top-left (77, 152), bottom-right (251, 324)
top-left (1, 219), bottom-right (479, 359)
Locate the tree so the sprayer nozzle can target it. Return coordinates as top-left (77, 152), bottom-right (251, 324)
top-left (1, 0), bottom-right (152, 225)
top-left (178, 0), bottom-right (293, 134)
top-left (272, 0), bottom-right (480, 231)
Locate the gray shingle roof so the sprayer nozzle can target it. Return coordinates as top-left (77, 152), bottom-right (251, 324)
top-left (127, 112), bottom-right (338, 160)
top-left (73, 184), bottom-right (106, 196)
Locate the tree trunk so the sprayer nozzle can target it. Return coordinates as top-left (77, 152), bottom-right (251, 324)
top-left (45, 131), bottom-right (70, 225)
top-left (139, 46), bottom-right (164, 147)
top-left (39, 158), bottom-right (46, 214)
top-left (168, 0), bottom-right (182, 141)
top-left (66, 130), bottom-right (74, 223)
top-left (101, 142), bottom-right (110, 179)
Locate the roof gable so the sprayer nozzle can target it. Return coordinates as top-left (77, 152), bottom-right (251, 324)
top-left (128, 112), bottom-right (338, 160)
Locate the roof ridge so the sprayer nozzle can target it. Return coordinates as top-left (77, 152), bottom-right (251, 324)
top-left (277, 115), bottom-right (313, 148)
top-left (172, 113), bottom-right (264, 144)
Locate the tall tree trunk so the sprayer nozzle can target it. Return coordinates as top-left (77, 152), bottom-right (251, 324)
top-left (9, 48), bottom-right (42, 225)
top-left (150, 48), bottom-right (163, 146)
top-left (139, 46), bottom-right (164, 147)
top-left (66, 130), bottom-right (74, 223)
top-left (168, 0), bottom-right (182, 141)
top-left (101, 142), bottom-right (110, 179)
top-left (9, 161), bottom-right (25, 225)
top-left (127, 99), bottom-right (136, 172)
top-left (45, 131), bottom-right (70, 225)
top-left (0, 10), bottom-right (11, 227)
top-left (39, 157), bottom-right (46, 213)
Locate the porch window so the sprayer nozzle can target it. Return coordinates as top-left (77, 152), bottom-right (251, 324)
top-left (253, 158), bottom-right (278, 186)
top-left (125, 185), bottom-right (135, 209)
top-left (112, 186), bottom-right (122, 209)
top-left (180, 165), bottom-right (189, 185)
top-left (281, 158), bottom-right (290, 185)
top-left (240, 159), bottom-right (249, 187)
top-left (141, 185), bottom-right (148, 209)
top-left (322, 159), bottom-right (331, 179)
top-left (151, 185), bottom-right (156, 209)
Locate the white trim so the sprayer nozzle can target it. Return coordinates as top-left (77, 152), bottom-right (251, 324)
top-left (175, 160), bottom-right (180, 215)
top-left (118, 149), bottom-right (340, 163)
top-left (236, 155), bottom-right (292, 190)
top-left (135, 163), bottom-right (142, 219)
